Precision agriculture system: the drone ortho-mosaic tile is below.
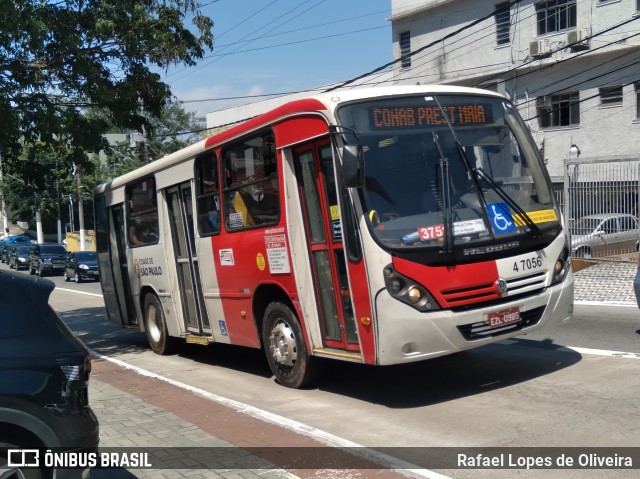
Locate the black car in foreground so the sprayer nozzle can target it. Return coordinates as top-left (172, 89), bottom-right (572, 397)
top-left (0, 270), bottom-right (99, 479)
top-left (64, 251), bottom-right (100, 283)
top-left (29, 244), bottom-right (68, 277)
top-left (8, 244), bottom-right (37, 271)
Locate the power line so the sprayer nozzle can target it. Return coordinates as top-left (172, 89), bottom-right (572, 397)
top-left (473, 14), bottom-right (640, 88)
top-left (168, 0), bottom-right (329, 84)
top-left (324, 0), bottom-right (526, 92)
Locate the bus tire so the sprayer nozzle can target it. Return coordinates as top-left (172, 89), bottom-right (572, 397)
top-left (262, 302), bottom-right (317, 389)
top-left (143, 294), bottom-right (177, 355)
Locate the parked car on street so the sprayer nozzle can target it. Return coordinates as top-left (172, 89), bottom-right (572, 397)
top-left (0, 270), bottom-right (99, 479)
top-left (570, 213), bottom-right (639, 258)
top-left (7, 244), bottom-right (36, 270)
top-left (28, 243), bottom-right (68, 276)
top-left (0, 235), bottom-right (32, 263)
top-left (64, 251), bottom-right (100, 283)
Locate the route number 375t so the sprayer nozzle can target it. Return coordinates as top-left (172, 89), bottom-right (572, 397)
top-left (513, 256), bottom-right (543, 272)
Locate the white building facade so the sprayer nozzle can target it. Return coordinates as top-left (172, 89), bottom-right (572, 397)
top-left (389, 0), bottom-right (640, 182)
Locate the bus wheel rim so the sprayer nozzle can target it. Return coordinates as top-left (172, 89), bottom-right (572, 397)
top-left (148, 306), bottom-right (162, 343)
top-left (269, 319), bottom-right (298, 368)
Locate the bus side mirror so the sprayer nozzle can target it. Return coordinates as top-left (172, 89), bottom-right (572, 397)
top-left (341, 144), bottom-right (364, 188)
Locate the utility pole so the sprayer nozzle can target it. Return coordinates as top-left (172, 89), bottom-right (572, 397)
top-left (0, 154), bottom-right (8, 236)
top-left (77, 166), bottom-right (86, 251)
top-left (35, 194), bottom-right (43, 244)
top-left (66, 195), bottom-right (74, 233)
top-left (141, 123), bottom-right (149, 165)
top-left (56, 159), bottom-right (62, 244)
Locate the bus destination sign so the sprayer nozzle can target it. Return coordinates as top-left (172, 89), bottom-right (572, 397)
top-left (370, 104), bottom-right (492, 130)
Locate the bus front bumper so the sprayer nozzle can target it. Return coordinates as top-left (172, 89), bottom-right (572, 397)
top-left (373, 272), bottom-right (574, 366)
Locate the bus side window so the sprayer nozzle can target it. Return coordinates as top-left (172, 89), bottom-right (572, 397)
top-left (126, 177), bottom-right (158, 247)
top-left (222, 130), bottom-right (279, 230)
top-left (195, 152), bottom-right (220, 235)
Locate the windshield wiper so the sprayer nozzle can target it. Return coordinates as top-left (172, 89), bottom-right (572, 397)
top-left (432, 131), bottom-right (453, 253)
top-left (432, 96), bottom-right (541, 239)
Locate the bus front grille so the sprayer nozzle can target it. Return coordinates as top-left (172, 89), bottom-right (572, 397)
top-left (440, 271), bottom-right (547, 308)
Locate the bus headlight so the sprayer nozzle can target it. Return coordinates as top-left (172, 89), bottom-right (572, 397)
top-left (551, 236), bottom-right (571, 285)
top-left (407, 286), bottom-right (422, 304)
top-left (383, 264), bottom-right (440, 312)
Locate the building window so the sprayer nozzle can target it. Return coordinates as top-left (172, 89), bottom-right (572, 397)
top-left (536, 0), bottom-right (576, 35)
top-left (635, 82), bottom-right (640, 119)
top-left (537, 92), bottom-right (580, 128)
top-left (495, 2), bottom-right (511, 45)
top-left (599, 86), bottom-right (623, 106)
top-left (400, 31), bottom-right (411, 68)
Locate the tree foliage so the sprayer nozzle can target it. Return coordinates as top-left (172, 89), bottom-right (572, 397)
top-left (0, 0), bottom-right (213, 226)
top-left (97, 102), bottom-right (206, 182)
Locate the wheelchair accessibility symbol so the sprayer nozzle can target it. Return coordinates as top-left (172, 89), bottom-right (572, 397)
top-left (487, 202), bottom-right (516, 234)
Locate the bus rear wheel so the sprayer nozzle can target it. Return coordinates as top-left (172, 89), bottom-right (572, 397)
top-left (143, 294), bottom-right (177, 355)
top-left (262, 302), bottom-right (316, 389)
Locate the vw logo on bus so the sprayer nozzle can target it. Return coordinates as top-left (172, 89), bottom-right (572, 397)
top-left (495, 279), bottom-right (508, 297)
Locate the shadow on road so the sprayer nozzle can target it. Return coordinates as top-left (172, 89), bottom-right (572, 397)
top-left (312, 338), bottom-right (582, 408)
top-left (59, 307), bottom-right (149, 357)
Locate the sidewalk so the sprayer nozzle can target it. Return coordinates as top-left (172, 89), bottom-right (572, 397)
top-left (88, 358), bottom-right (416, 479)
top-left (89, 359), bottom-right (294, 479)
top-left (573, 260), bottom-right (638, 305)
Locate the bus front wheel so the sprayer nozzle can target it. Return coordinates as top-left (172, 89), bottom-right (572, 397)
top-left (144, 294), bottom-right (177, 355)
top-left (262, 302), bottom-right (317, 389)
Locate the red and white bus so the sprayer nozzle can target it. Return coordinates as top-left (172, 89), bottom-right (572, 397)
top-left (94, 85), bottom-right (574, 388)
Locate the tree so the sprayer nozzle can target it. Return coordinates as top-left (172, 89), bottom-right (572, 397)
top-left (1, 142), bottom-right (73, 228)
top-left (96, 101), bottom-right (206, 182)
top-left (0, 0), bottom-right (213, 184)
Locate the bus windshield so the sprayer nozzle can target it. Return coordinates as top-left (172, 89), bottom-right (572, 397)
top-left (336, 94), bottom-right (560, 254)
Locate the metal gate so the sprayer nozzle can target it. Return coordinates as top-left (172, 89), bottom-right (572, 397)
top-left (563, 157), bottom-right (640, 261)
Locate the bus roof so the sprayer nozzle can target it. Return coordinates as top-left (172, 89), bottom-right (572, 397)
top-left (95, 84), bottom-right (503, 193)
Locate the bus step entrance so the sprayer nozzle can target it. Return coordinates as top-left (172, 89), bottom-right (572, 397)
top-left (185, 335), bottom-right (210, 346)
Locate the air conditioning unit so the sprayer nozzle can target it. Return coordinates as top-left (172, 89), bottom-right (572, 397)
top-left (567, 28), bottom-right (590, 50)
top-left (529, 39), bottom-right (551, 57)
top-left (536, 96), bottom-right (551, 110)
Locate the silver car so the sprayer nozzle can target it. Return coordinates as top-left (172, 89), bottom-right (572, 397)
top-left (570, 213), bottom-right (639, 258)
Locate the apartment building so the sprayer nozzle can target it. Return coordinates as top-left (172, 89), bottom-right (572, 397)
top-left (389, 0), bottom-right (640, 182)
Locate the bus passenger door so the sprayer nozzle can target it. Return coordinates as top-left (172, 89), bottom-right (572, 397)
top-left (294, 141), bottom-right (359, 352)
top-left (108, 204), bottom-right (137, 325)
top-left (166, 183), bottom-right (210, 335)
